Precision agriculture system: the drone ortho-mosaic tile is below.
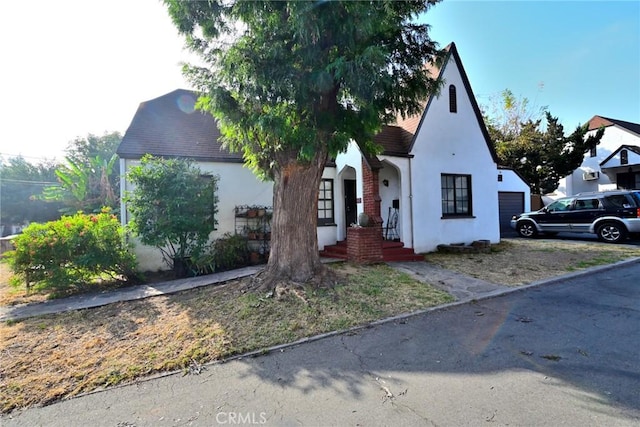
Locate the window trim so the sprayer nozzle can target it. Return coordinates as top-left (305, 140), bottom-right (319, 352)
top-left (317, 178), bottom-right (335, 226)
top-left (441, 173), bottom-right (473, 217)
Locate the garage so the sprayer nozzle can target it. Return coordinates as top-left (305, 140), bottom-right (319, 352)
top-left (498, 191), bottom-right (524, 234)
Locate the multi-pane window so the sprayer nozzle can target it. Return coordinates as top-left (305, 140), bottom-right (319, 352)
top-left (449, 85), bottom-right (457, 113)
top-left (589, 146), bottom-right (597, 158)
top-left (318, 179), bottom-right (334, 225)
top-left (441, 174), bottom-right (472, 216)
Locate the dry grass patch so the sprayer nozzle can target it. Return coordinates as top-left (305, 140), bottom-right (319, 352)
top-left (0, 262), bottom-right (173, 306)
top-left (0, 264), bottom-right (452, 413)
top-left (424, 238), bottom-right (640, 286)
top-left (0, 262), bottom-right (41, 306)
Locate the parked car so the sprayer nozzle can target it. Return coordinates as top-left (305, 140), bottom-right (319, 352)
top-left (510, 190), bottom-right (640, 243)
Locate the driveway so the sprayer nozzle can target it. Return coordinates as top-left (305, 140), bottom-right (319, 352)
top-left (3, 261), bottom-right (639, 426)
top-left (501, 230), bottom-right (640, 246)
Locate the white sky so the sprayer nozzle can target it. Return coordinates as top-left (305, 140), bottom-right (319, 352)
top-left (2, 0), bottom-right (638, 164)
top-left (0, 0), bottom-right (195, 162)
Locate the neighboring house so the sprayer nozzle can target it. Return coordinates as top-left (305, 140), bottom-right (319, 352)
top-left (555, 116), bottom-right (640, 197)
top-left (118, 42), bottom-right (529, 271)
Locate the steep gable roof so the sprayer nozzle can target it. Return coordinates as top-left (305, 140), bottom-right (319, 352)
top-left (600, 144), bottom-right (640, 167)
top-left (117, 89), bottom-right (243, 162)
top-left (381, 43), bottom-right (498, 163)
top-left (587, 115), bottom-right (640, 137)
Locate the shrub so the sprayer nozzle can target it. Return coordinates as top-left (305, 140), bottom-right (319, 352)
top-left (124, 155), bottom-right (219, 273)
top-left (5, 209), bottom-right (136, 293)
top-left (211, 233), bottom-right (250, 272)
top-left (178, 234), bottom-right (250, 277)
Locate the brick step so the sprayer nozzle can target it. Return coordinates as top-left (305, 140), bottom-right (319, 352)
top-left (319, 249), bottom-right (348, 259)
top-left (382, 245), bottom-right (424, 262)
top-left (321, 240), bottom-right (424, 262)
top-left (383, 253), bottom-right (425, 262)
top-left (382, 240), bottom-right (405, 249)
top-left (320, 240), bottom-right (347, 260)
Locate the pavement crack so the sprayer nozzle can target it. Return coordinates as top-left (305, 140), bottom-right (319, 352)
top-left (340, 336), bottom-right (394, 401)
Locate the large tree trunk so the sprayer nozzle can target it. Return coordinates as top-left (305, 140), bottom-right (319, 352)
top-left (255, 147), bottom-right (332, 290)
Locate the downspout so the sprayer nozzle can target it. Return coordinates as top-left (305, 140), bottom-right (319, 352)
top-left (119, 158), bottom-right (128, 228)
top-left (408, 155), bottom-right (414, 249)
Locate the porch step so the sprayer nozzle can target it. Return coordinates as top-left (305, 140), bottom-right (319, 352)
top-left (319, 240), bottom-right (348, 260)
top-left (320, 240), bottom-right (424, 262)
top-left (382, 246), bottom-right (425, 262)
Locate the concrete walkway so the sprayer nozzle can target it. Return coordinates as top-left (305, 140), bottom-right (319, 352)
top-left (388, 261), bottom-right (511, 301)
top-left (3, 257), bottom-right (638, 322)
top-left (0, 265), bottom-right (264, 322)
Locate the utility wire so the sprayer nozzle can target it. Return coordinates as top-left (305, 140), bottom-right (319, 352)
top-left (1, 179), bottom-right (59, 185)
top-left (0, 152), bottom-right (63, 162)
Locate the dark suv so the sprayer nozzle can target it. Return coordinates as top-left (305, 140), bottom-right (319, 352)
top-left (510, 190), bottom-right (640, 243)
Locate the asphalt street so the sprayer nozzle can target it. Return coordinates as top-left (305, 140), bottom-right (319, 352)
top-left (3, 261), bottom-right (640, 426)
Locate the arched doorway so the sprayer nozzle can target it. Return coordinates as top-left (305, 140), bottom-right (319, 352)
top-left (337, 166), bottom-right (357, 240)
top-left (379, 161), bottom-right (402, 241)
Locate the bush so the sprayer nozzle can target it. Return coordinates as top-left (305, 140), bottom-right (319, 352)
top-left (175, 234), bottom-right (250, 277)
top-left (124, 155), bottom-right (219, 271)
top-left (5, 209), bottom-right (136, 293)
top-left (211, 233), bottom-right (250, 272)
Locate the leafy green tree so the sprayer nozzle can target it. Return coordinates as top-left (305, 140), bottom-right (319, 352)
top-left (40, 132), bottom-right (121, 215)
top-left (65, 131), bottom-right (122, 197)
top-left (124, 155), bottom-right (219, 274)
top-left (483, 88), bottom-right (547, 143)
top-left (0, 156), bottom-right (63, 233)
top-left (41, 154), bottom-right (118, 214)
top-left (164, 0), bottom-right (443, 287)
top-left (492, 112), bottom-right (604, 194)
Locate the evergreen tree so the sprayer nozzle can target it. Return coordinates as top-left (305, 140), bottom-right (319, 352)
top-left (493, 112), bottom-right (604, 194)
top-left (164, 0), bottom-right (443, 288)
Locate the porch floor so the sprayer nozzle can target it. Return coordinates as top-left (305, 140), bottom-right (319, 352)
top-left (320, 240), bottom-right (424, 262)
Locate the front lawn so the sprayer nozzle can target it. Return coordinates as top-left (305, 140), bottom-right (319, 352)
top-left (0, 263), bottom-right (452, 413)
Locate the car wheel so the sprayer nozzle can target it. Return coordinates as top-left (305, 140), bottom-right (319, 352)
top-left (597, 222), bottom-right (627, 243)
top-left (517, 222), bottom-right (537, 238)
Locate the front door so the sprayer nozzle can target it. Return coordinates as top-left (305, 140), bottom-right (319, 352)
top-left (617, 171), bottom-right (640, 190)
top-left (344, 179), bottom-right (357, 233)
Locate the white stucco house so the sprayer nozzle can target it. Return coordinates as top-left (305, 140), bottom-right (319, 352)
top-left (555, 116), bottom-right (640, 197)
top-left (117, 42), bottom-right (529, 271)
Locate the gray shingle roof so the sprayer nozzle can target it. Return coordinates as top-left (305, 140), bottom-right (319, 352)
top-left (117, 89), bottom-right (243, 162)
